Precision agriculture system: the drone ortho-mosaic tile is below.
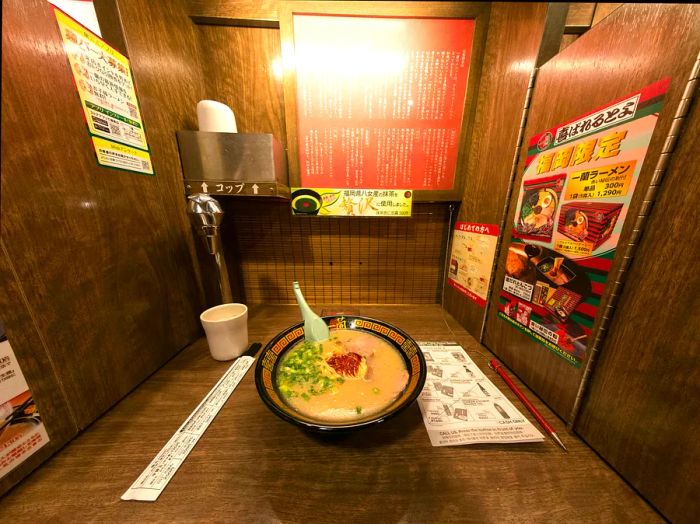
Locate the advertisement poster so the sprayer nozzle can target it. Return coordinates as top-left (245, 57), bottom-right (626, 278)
top-left (498, 79), bottom-right (669, 367)
top-left (292, 15), bottom-right (473, 190)
top-left (1, 328), bottom-right (49, 478)
top-left (291, 188), bottom-right (412, 217)
top-left (54, 7), bottom-right (154, 175)
top-left (447, 222), bottom-right (499, 307)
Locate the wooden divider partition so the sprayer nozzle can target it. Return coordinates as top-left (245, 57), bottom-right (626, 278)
top-left (479, 5), bottom-right (699, 521)
top-left (0, 0), bottom-right (206, 494)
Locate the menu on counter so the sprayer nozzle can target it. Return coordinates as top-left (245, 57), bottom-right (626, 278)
top-left (292, 14), bottom-right (474, 190)
top-left (417, 342), bottom-right (543, 446)
top-left (447, 222), bottom-right (499, 307)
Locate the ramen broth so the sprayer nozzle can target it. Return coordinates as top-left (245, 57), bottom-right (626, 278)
top-left (276, 329), bottom-right (409, 422)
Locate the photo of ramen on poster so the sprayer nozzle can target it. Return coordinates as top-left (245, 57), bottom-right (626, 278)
top-left (498, 78), bottom-right (670, 367)
top-left (0, 320), bottom-right (50, 479)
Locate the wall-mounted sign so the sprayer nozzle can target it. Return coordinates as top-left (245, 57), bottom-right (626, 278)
top-left (447, 222), bottom-right (499, 307)
top-left (0, 332), bottom-right (49, 479)
top-left (289, 14), bottom-right (474, 190)
top-left (291, 188), bottom-right (412, 217)
top-left (54, 7), bottom-right (154, 175)
top-left (498, 78), bottom-right (670, 367)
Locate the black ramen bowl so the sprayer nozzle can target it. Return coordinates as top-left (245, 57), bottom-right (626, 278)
top-left (255, 315), bottom-right (427, 432)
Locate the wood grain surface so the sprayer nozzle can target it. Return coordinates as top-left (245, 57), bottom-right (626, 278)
top-left (222, 201), bottom-right (451, 305)
top-left (0, 306), bottom-right (661, 522)
top-left (1, 0), bottom-right (204, 435)
top-left (575, 84), bottom-right (700, 524)
top-left (187, 0), bottom-right (280, 25)
top-left (483, 3), bottom-right (699, 420)
top-left (564, 3), bottom-right (595, 33)
top-left (443, 2), bottom-right (548, 340)
top-left (196, 24), bottom-right (287, 147)
top-left (0, 244), bottom-right (78, 496)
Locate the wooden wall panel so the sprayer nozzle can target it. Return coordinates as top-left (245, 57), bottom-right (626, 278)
top-left (0, 245), bottom-right (78, 495)
top-left (187, 0), bottom-right (280, 25)
top-left (1, 0), bottom-right (204, 435)
top-left (223, 201), bottom-right (451, 305)
top-left (196, 25), bottom-right (287, 147)
top-left (575, 89), bottom-right (700, 524)
top-left (482, 4), bottom-right (699, 419)
top-left (443, 2), bottom-right (548, 337)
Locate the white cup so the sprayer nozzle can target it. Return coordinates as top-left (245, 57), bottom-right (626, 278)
top-left (200, 303), bottom-right (248, 361)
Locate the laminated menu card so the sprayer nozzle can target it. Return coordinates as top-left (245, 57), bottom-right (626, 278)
top-left (417, 342), bottom-right (544, 446)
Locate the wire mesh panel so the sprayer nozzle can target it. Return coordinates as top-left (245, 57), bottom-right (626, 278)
top-left (222, 200), bottom-right (450, 304)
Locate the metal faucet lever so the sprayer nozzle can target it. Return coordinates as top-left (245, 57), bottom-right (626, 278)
top-left (186, 193), bottom-right (233, 303)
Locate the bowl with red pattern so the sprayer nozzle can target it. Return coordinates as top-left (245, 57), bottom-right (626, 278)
top-left (255, 316), bottom-right (426, 432)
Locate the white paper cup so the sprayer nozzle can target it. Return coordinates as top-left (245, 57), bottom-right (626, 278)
top-left (200, 303), bottom-right (248, 361)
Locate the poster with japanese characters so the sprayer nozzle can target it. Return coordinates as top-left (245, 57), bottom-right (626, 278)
top-left (54, 7), bottom-right (154, 175)
top-left (498, 79), bottom-right (669, 367)
top-left (1, 329), bottom-right (49, 479)
top-left (290, 188), bottom-right (412, 217)
top-left (291, 14), bottom-right (473, 190)
top-left (447, 222), bottom-right (499, 307)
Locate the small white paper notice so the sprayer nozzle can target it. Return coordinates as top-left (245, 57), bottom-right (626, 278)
top-left (417, 342), bottom-right (543, 447)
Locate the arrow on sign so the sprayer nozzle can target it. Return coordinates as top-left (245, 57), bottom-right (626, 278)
top-left (252, 184), bottom-right (259, 195)
top-left (201, 182), bottom-right (209, 193)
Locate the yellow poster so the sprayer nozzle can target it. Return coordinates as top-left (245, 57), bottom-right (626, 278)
top-left (54, 7), bottom-right (153, 174)
top-left (291, 188), bottom-right (412, 217)
top-left (564, 160), bottom-right (636, 200)
top-left (92, 137), bottom-right (154, 175)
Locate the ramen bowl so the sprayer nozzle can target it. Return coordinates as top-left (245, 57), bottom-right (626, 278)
top-left (255, 316), bottom-right (427, 432)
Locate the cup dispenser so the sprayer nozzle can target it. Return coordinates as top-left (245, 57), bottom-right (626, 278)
top-left (186, 193), bottom-right (233, 303)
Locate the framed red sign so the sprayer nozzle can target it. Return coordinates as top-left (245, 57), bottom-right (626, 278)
top-left (279, 2), bottom-right (489, 201)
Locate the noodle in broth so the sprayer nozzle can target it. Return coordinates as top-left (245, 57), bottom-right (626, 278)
top-left (276, 329), bottom-right (409, 422)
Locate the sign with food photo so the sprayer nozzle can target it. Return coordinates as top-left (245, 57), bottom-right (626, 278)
top-left (498, 78), bottom-right (670, 367)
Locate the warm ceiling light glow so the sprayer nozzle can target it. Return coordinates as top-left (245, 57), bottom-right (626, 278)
top-left (271, 56), bottom-right (284, 80)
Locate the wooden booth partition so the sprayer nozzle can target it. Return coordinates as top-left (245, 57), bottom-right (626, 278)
top-left (483, 3), bottom-right (699, 418)
top-left (574, 66), bottom-right (700, 524)
top-left (1, 0), bottom-right (206, 494)
top-left (480, 6), bottom-right (699, 517)
top-left (442, 2), bottom-right (553, 337)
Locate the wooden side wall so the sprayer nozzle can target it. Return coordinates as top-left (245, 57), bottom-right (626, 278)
top-left (0, 0), bottom-right (206, 493)
top-left (575, 75), bottom-right (700, 524)
top-left (483, 3), bottom-right (699, 419)
top-left (475, 6), bottom-right (699, 519)
top-left (442, 2), bottom-right (549, 336)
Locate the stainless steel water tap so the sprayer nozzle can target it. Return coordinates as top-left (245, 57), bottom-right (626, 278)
top-left (186, 193), bottom-right (233, 303)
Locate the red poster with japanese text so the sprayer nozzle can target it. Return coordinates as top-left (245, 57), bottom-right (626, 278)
top-left (498, 78), bottom-right (670, 367)
top-left (293, 15), bottom-right (474, 190)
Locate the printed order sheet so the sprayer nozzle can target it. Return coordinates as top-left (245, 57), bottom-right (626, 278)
top-left (417, 342), bottom-right (543, 446)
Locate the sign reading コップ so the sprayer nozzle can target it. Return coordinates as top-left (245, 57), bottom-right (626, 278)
top-left (498, 78), bottom-right (670, 367)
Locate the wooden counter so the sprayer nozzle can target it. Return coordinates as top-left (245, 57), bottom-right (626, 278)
top-left (0, 306), bottom-right (660, 522)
